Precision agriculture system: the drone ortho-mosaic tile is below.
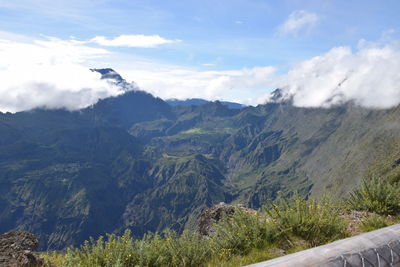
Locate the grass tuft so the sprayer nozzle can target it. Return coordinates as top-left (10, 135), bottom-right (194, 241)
top-left (266, 194), bottom-right (348, 246)
top-left (347, 177), bottom-right (400, 215)
top-left (211, 209), bottom-right (276, 256)
top-left (359, 215), bottom-right (390, 232)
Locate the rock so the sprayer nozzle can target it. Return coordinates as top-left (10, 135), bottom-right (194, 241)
top-left (0, 230), bottom-right (44, 267)
top-left (198, 202), bottom-right (256, 236)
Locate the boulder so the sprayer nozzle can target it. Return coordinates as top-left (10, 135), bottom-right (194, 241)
top-left (0, 230), bottom-right (44, 267)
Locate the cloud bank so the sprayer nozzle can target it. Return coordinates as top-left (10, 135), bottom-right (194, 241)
top-left (261, 39), bottom-right (400, 108)
top-left (89, 34), bottom-right (181, 48)
top-left (119, 65), bottom-right (275, 104)
top-left (0, 35), bottom-right (122, 113)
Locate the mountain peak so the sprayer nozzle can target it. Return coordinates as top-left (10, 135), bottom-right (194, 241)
top-left (268, 88), bottom-right (293, 105)
top-left (91, 68), bottom-right (138, 92)
top-left (92, 68), bottom-right (124, 82)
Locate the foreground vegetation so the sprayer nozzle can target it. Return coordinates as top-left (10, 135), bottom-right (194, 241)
top-left (44, 177), bottom-right (400, 267)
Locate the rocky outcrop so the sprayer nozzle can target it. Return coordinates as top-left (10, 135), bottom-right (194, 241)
top-left (0, 230), bottom-right (44, 267)
top-left (198, 202), bottom-right (255, 236)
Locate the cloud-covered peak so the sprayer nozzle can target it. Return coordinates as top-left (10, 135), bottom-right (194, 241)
top-left (0, 35), bottom-right (124, 113)
top-left (93, 68), bottom-right (124, 81)
top-left (92, 68), bottom-right (139, 92)
top-left (261, 39), bottom-right (400, 109)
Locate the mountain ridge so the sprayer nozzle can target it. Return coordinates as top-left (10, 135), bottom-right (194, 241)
top-left (166, 98), bottom-right (246, 109)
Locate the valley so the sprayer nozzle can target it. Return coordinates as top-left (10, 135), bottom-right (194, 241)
top-left (1, 70), bottom-right (400, 250)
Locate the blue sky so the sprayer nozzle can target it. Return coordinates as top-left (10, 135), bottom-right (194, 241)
top-left (0, 0), bottom-right (400, 111)
top-left (2, 0), bottom-right (399, 68)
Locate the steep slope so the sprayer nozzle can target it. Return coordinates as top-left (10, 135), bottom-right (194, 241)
top-left (0, 88), bottom-right (178, 249)
top-left (122, 154), bottom-right (232, 236)
top-left (0, 110), bottom-right (147, 249)
top-left (135, 101), bottom-right (400, 208)
top-left (0, 91), bottom-right (234, 249)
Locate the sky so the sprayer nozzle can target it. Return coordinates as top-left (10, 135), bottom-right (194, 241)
top-left (0, 0), bottom-right (400, 112)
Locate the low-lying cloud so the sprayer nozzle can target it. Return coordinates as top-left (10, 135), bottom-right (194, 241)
top-left (119, 65), bottom-right (275, 104)
top-left (0, 35), bottom-right (122, 113)
top-left (261, 39), bottom-right (400, 108)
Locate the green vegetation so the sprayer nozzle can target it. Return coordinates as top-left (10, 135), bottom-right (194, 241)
top-left (44, 194), bottom-right (351, 267)
top-left (359, 214), bottom-right (390, 232)
top-left (206, 247), bottom-right (286, 267)
top-left (43, 176), bottom-right (400, 267)
top-left (4, 85), bottom-right (400, 251)
top-left (346, 177), bottom-right (400, 215)
top-left (266, 195), bottom-right (348, 246)
top-left (57, 230), bottom-right (211, 267)
top-left (181, 128), bottom-right (206, 134)
top-left (211, 210), bottom-right (276, 255)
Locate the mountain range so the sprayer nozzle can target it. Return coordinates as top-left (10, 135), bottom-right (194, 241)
top-left (1, 69), bottom-right (400, 250)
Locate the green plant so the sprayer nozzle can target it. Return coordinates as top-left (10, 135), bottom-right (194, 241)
top-left (347, 177), bottom-right (400, 215)
top-left (136, 230), bottom-right (212, 267)
top-left (207, 247), bottom-right (283, 267)
top-left (266, 194), bottom-right (348, 246)
top-left (211, 209), bottom-right (276, 256)
top-left (63, 230), bottom-right (136, 267)
top-left (42, 251), bottom-right (67, 267)
top-left (60, 229), bottom-right (213, 267)
top-left (389, 172), bottom-right (400, 184)
top-left (359, 215), bottom-right (389, 232)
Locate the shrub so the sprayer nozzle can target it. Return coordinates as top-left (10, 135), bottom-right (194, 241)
top-left (42, 251), bottom-right (67, 267)
top-left (266, 194), bottom-right (348, 246)
top-left (211, 209), bottom-right (276, 256)
top-left (47, 196), bottom-right (352, 266)
top-left (133, 230), bottom-right (212, 267)
top-left (63, 230), bottom-right (136, 267)
top-left (62, 229), bottom-right (212, 267)
top-left (359, 215), bottom-right (389, 232)
top-left (347, 177), bottom-right (400, 215)
top-left (57, 211), bottom-right (278, 267)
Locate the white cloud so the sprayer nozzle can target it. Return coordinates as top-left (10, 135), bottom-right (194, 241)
top-left (278, 10), bottom-right (318, 36)
top-left (89, 34), bottom-right (181, 48)
top-left (2, 31), bottom-right (400, 112)
top-left (0, 34), bottom-right (122, 112)
top-left (119, 65), bottom-right (275, 104)
top-left (202, 63), bottom-right (216, 67)
top-left (0, 32), bottom-right (274, 112)
top-left (259, 39), bottom-right (400, 108)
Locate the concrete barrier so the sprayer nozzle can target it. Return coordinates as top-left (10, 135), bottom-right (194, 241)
top-left (246, 224), bottom-right (400, 267)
